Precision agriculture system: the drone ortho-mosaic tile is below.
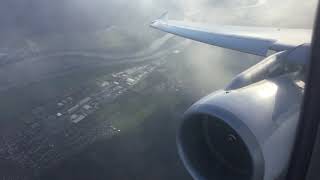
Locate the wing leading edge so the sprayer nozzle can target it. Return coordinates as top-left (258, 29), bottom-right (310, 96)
top-left (150, 16), bottom-right (312, 56)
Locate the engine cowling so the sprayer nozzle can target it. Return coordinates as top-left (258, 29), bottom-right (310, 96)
top-left (177, 74), bottom-right (303, 180)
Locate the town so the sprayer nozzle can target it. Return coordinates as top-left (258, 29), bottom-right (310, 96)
top-left (0, 59), bottom-right (167, 174)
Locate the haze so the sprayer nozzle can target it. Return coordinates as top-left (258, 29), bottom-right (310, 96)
top-left (0, 0), bottom-right (317, 179)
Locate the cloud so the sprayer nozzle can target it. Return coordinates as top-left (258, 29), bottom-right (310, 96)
top-left (0, 0), bottom-right (317, 92)
top-left (153, 0), bottom-right (317, 92)
top-left (160, 0), bottom-right (317, 28)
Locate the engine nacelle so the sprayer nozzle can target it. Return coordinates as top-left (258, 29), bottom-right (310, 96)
top-left (177, 74), bottom-right (303, 180)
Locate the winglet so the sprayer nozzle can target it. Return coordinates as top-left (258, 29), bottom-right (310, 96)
top-left (150, 12), bottom-right (168, 27)
top-left (158, 11), bottom-right (168, 21)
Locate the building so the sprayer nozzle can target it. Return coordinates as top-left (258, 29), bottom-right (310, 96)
top-left (72, 115), bottom-right (86, 124)
top-left (79, 97), bottom-right (91, 105)
top-left (68, 105), bottom-right (79, 114)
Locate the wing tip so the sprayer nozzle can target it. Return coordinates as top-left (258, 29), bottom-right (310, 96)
top-left (158, 11), bottom-right (168, 20)
top-left (150, 11), bottom-right (168, 27)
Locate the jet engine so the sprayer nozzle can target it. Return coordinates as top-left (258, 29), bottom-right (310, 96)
top-left (177, 74), bottom-right (303, 180)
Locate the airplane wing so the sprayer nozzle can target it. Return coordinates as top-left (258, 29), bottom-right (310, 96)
top-left (150, 13), bottom-right (312, 56)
